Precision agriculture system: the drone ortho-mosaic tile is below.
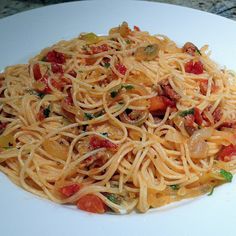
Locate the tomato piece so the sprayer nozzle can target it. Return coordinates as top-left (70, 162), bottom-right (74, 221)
top-left (115, 63), bottom-right (127, 75)
top-left (77, 194), bottom-right (106, 214)
top-left (149, 96), bottom-right (175, 112)
top-left (60, 184), bottom-right (81, 197)
top-left (185, 60), bottom-right (204, 74)
top-left (91, 44), bottom-right (109, 54)
top-left (51, 63), bottom-right (64, 74)
top-left (89, 136), bottom-right (118, 150)
top-left (218, 144), bottom-right (236, 162)
top-left (194, 107), bottom-right (203, 125)
top-left (134, 25), bottom-right (140, 31)
top-left (51, 79), bottom-right (63, 91)
top-left (33, 63), bottom-right (42, 81)
top-left (45, 50), bottom-right (66, 64)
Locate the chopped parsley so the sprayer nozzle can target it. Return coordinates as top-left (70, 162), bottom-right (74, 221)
top-left (104, 62), bottom-right (110, 68)
top-left (122, 84), bottom-right (134, 90)
top-left (101, 132), bottom-right (108, 137)
top-left (84, 111), bottom-right (103, 120)
top-left (43, 106), bottom-right (51, 118)
top-left (170, 184), bottom-right (180, 190)
top-left (106, 193), bottom-right (121, 205)
top-left (220, 169), bottom-right (233, 182)
top-left (110, 90), bottom-right (119, 98)
top-left (110, 84), bottom-right (134, 98)
top-left (84, 112), bottom-right (94, 120)
top-left (179, 108), bottom-right (194, 117)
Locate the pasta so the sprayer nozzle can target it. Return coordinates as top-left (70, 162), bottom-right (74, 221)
top-left (1, 22), bottom-right (236, 214)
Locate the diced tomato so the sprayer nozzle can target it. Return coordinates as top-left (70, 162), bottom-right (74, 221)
top-left (89, 136), bottom-right (118, 150)
top-left (194, 107), bottom-right (203, 125)
top-left (77, 194), bottom-right (106, 214)
top-left (218, 144), bottom-right (236, 162)
top-left (199, 79), bottom-right (218, 95)
top-left (33, 63), bottom-right (42, 81)
top-left (115, 63), bottom-right (127, 75)
top-left (199, 79), bottom-right (208, 95)
top-left (51, 79), bottom-right (63, 91)
top-left (60, 184), bottom-right (81, 197)
top-left (51, 63), bottom-right (64, 74)
top-left (68, 70), bottom-right (77, 78)
top-left (185, 60), bottom-right (204, 74)
top-left (149, 95), bottom-right (175, 112)
top-left (134, 25), bottom-right (140, 31)
top-left (45, 50), bottom-right (66, 64)
top-left (90, 44), bottom-right (109, 54)
top-left (85, 57), bottom-right (97, 65)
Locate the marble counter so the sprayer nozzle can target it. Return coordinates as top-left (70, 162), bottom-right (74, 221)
top-left (0, 0), bottom-right (236, 20)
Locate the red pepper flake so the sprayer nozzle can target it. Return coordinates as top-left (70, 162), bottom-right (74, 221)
top-left (115, 63), bottom-right (127, 75)
top-left (89, 136), bottom-right (118, 150)
top-left (185, 60), bottom-right (204, 75)
top-left (45, 50), bottom-right (66, 64)
top-left (60, 184), bottom-right (81, 197)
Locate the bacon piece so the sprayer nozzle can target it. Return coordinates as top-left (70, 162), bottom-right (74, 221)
top-left (184, 114), bottom-right (198, 135)
top-left (160, 80), bottom-right (180, 102)
top-left (89, 136), bottom-right (117, 150)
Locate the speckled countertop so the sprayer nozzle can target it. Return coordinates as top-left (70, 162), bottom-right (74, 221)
top-left (0, 0), bottom-right (236, 20)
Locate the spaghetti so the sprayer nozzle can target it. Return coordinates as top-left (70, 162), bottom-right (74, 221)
top-left (1, 22), bottom-right (236, 214)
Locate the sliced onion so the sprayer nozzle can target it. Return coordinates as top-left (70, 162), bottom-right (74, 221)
top-left (165, 129), bottom-right (183, 144)
top-left (119, 109), bottom-right (148, 126)
top-left (188, 127), bottom-right (213, 159)
top-left (43, 140), bottom-right (68, 160)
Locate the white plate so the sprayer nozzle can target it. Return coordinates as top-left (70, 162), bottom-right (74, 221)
top-left (1, 1), bottom-right (236, 236)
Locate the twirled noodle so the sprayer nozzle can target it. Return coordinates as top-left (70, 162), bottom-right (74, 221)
top-left (0, 22), bottom-right (236, 214)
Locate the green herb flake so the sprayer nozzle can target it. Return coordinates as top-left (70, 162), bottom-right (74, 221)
top-left (2, 146), bottom-right (12, 150)
top-left (122, 84), bottom-right (134, 90)
top-left (110, 90), bottom-right (119, 98)
top-left (170, 184), bottom-right (180, 190)
top-left (106, 193), bottom-right (121, 205)
top-left (104, 62), bottom-right (110, 68)
top-left (84, 113), bottom-right (94, 120)
top-left (179, 108), bottom-right (194, 117)
top-left (101, 132), bottom-right (108, 137)
top-left (220, 169), bottom-right (233, 182)
top-left (207, 186), bottom-right (215, 196)
top-left (126, 39), bottom-right (131, 44)
top-left (43, 106), bottom-right (51, 118)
